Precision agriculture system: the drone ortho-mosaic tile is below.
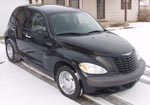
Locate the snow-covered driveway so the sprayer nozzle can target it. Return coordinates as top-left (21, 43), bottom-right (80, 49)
top-left (0, 43), bottom-right (79, 105)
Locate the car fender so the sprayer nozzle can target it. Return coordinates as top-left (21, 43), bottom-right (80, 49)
top-left (43, 48), bottom-right (100, 78)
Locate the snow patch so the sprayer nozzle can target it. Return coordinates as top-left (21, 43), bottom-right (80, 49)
top-left (0, 62), bottom-right (80, 105)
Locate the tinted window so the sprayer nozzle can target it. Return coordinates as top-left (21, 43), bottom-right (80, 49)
top-left (9, 8), bottom-right (20, 26)
top-left (16, 8), bottom-right (28, 39)
top-left (10, 15), bottom-right (17, 25)
top-left (27, 11), bottom-right (48, 37)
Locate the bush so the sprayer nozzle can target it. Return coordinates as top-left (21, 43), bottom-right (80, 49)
top-left (138, 9), bottom-right (150, 22)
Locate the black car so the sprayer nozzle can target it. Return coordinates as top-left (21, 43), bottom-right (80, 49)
top-left (5, 5), bottom-right (145, 99)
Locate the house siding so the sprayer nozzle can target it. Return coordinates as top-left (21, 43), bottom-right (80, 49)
top-left (105, 0), bottom-right (138, 21)
top-left (81, 0), bottom-right (97, 18)
top-left (44, 0), bottom-right (56, 4)
top-left (81, 0), bottom-right (138, 21)
top-left (31, 0), bottom-right (42, 4)
top-left (105, 0), bottom-right (124, 21)
top-left (127, 0), bottom-right (139, 21)
top-left (42, 0), bottom-right (139, 21)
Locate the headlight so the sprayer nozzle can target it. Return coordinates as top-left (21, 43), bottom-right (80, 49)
top-left (79, 63), bottom-right (107, 74)
top-left (135, 49), bottom-right (141, 60)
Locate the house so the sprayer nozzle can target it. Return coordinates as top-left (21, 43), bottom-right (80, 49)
top-left (30, 0), bottom-right (140, 22)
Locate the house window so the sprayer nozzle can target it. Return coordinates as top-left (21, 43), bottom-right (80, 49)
top-left (97, 0), bottom-right (105, 19)
top-left (69, 0), bottom-right (79, 8)
top-left (29, 0), bottom-right (32, 4)
top-left (57, 0), bottom-right (65, 6)
top-left (121, 0), bottom-right (132, 9)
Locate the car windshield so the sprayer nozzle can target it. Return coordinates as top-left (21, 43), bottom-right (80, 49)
top-left (50, 12), bottom-right (104, 35)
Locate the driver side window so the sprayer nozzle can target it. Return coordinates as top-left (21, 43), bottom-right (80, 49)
top-left (28, 11), bottom-right (48, 37)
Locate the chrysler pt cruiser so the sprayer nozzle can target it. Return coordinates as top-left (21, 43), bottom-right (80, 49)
top-left (5, 5), bottom-right (145, 99)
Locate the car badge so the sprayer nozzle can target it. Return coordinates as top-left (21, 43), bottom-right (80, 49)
top-left (122, 51), bottom-right (132, 56)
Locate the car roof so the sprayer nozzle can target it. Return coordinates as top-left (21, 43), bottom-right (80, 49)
top-left (21, 5), bottom-right (80, 15)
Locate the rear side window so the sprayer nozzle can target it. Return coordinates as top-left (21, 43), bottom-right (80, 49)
top-left (10, 16), bottom-right (17, 25)
top-left (16, 8), bottom-right (28, 39)
top-left (9, 8), bottom-right (19, 26)
top-left (16, 9), bottom-right (28, 26)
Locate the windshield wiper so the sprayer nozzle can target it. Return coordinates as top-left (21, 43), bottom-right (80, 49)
top-left (87, 30), bottom-right (104, 34)
top-left (57, 32), bottom-right (86, 36)
top-left (56, 30), bottom-right (105, 36)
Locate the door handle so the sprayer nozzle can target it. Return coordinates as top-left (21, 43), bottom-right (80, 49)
top-left (10, 28), bottom-right (15, 31)
top-left (46, 42), bottom-right (52, 47)
top-left (25, 34), bottom-right (31, 39)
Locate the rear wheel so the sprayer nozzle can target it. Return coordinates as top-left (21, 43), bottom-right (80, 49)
top-left (6, 40), bottom-right (20, 63)
top-left (56, 65), bottom-right (82, 99)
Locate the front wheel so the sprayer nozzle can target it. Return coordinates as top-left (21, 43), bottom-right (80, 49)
top-left (56, 66), bottom-right (82, 99)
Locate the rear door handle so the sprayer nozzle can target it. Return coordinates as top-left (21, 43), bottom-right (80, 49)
top-left (10, 28), bottom-right (15, 31)
top-left (25, 34), bottom-right (31, 39)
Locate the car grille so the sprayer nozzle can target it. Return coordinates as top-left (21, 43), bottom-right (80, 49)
top-left (113, 52), bottom-right (138, 74)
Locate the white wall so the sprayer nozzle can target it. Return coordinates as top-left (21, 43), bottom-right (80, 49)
top-left (0, 0), bottom-right (29, 37)
top-left (79, 0), bottom-right (139, 21)
top-left (44, 0), bottom-right (56, 4)
top-left (105, 0), bottom-right (124, 21)
top-left (105, 0), bottom-right (139, 21)
top-left (141, 0), bottom-right (150, 4)
top-left (82, 0), bottom-right (97, 18)
top-left (127, 0), bottom-right (139, 21)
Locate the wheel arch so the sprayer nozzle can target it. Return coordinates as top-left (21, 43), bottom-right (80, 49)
top-left (54, 61), bottom-right (75, 78)
top-left (53, 60), bottom-right (82, 81)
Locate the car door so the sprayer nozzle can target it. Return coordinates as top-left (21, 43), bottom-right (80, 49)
top-left (17, 9), bottom-right (51, 66)
top-left (24, 10), bottom-right (52, 66)
top-left (16, 8), bottom-right (31, 57)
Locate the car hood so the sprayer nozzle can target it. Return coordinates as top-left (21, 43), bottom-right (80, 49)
top-left (56, 32), bottom-right (134, 57)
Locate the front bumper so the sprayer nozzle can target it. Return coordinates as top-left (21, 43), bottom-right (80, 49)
top-left (87, 59), bottom-right (145, 87)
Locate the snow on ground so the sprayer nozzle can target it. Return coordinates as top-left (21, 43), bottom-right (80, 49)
top-left (0, 42), bottom-right (7, 62)
top-left (0, 0), bottom-right (28, 37)
top-left (87, 76), bottom-right (150, 105)
top-left (111, 22), bottom-right (150, 66)
top-left (114, 82), bottom-right (150, 105)
top-left (0, 44), bottom-right (80, 105)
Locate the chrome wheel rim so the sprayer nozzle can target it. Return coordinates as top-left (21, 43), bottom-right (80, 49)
top-left (59, 71), bottom-right (76, 95)
top-left (7, 43), bottom-right (13, 59)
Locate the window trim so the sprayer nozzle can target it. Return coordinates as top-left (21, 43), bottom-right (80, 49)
top-left (31, 11), bottom-right (48, 38)
top-left (56, 0), bottom-right (65, 6)
top-left (121, 0), bottom-right (132, 10)
top-left (69, 0), bottom-right (80, 8)
top-left (24, 9), bottom-right (49, 38)
top-left (97, 0), bottom-right (105, 19)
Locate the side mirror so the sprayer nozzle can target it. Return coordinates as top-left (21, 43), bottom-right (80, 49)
top-left (104, 28), bottom-right (108, 32)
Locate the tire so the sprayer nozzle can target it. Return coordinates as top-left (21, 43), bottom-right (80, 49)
top-left (56, 65), bottom-right (82, 99)
top-left (5, 39), bottom-right (20, 63)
